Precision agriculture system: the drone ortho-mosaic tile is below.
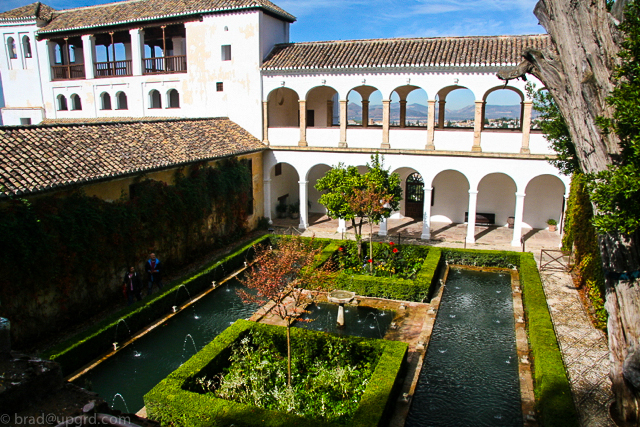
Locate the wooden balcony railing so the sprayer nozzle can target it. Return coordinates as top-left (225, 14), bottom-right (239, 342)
top-left (51, 64), bottom-right (86, 80)
top-left (143, 55), bottom-right (187, 74)
top-left (95, 60), bottom-right (132, 78)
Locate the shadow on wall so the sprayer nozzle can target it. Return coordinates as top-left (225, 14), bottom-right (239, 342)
top-left (0, 76), bottom-right (4, 125)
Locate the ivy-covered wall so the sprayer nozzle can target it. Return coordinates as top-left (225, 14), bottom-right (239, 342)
top-left (562, 173), bottom-right (607, 330)
top-left (0, 155), bottom-right (259, 347)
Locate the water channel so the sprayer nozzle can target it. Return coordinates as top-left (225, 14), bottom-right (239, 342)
top-left (296, 302), bottom-right (394, 339)
top-left (405, 268), bottom-right (522, 426)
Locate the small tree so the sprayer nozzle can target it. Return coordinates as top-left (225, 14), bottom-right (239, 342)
top-left (315, 154), bottom-right (402, 261)
top-left (237, 237), bottom-right (334, 386)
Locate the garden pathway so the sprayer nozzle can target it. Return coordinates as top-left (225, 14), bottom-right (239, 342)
top-left (538, 262), bottom-right (614, 427)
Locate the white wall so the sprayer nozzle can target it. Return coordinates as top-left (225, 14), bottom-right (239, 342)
top-left (523, 174), bottom-right (567, 229)
top-left (431, 170), bottom-right (470, 223)
top-left (476, 173), bottom-right (517, 226)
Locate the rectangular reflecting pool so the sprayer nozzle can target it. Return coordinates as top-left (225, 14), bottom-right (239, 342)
top-left (406, 268), bottom-right (522, 426)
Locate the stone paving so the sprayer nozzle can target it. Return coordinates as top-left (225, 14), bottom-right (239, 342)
top-left (271, 215), bottom-right (615, 426)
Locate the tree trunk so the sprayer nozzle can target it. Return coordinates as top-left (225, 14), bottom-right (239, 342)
top-left (497, 0), bottom-right (640, 423)
top-left (286, 321), bottom-right (292, 387)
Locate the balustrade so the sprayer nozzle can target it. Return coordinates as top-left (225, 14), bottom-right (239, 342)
top-left (51, 64), bottom-right (86, 80)
top-left (143, 55), bottom-right (187, 74)
top-left (95, 60), bottom-right (132, 78)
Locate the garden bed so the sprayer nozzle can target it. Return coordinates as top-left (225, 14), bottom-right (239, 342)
top-left (144, 319), bottom-right (408, 427)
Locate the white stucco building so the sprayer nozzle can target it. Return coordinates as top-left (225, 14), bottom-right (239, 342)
top-left (0, 0), bottom-right (568, 247)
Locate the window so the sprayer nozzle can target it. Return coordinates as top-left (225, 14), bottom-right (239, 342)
top-left (20, 118), bottom-right (31, 125)
top-left (275, 163), bottom-right (282, 176)
top-left (116, 92), bottom-right (128, 110)
top-left (57, 94), bottom-right (68, 111)
top-left (22, 36), bottom-right (32, 58)
top-left (54, 44), bottom-right (63, 64)
top-left (7, 37), bottom-right (17, 59)
top-left (101, 92), bottom-right (112, 110)
top-left (68, 45), bottom-right (76, 63)
top-left (70, 94), bottom-right (82, 110)
top-left (216, 82), bottom-right (224, 92)
top-left (167, 89), bottom-right (180, 108)
top-left (221, 45), bottom-right (231, 61)
top-left (149, 89), bottom-right (161, 109)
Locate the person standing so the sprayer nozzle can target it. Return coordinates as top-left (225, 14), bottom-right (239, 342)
top-left (123, 266), bottom-right (142, 305)
top-left (145, 253), bottom-right (163, 296)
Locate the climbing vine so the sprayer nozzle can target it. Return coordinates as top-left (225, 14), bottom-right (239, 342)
top-left (562, 173), bottom-right (607, 330)
top-left (0, 157), bottom-right (252, 345)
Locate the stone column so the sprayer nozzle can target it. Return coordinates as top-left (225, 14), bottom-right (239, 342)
top-left (327, 100), bottom-right (334, 127)
top-left (337, 218), bottom-right (347, 233)
top-left (299, 180), bottom-right (309, 229)
top-left (382, 100), bottom-right (391, 149)
top-left (466, 190), bottom-right (478, 244)
top-left (361, 99), bottom-right (369, 128)
top-left (438, 100), bottom-right (446, 128)
top-left (262, 101), bottom-right (269, 145)
top-left (399, 100), bottom-right (407, 128)
top-left (339, 100), bottom-right (348, 147)
top-left (421, 187), bottom-right (433, 240)
top-left (81, 34), bottom-right (95, 79)
top-left (511, 192), bottom-right (526, 247)
top-left (378, 217), bottom-right (388, 236)
top-left (264, 178), bottom-right (272, 224)
top-left (299, 100), bottom-right (307, 147)
top-left (520, 101), bottom-right (533, 154)
top-left (472, 100), bottom-right (484, 152)
top-left (426, 99), bottom-right (436, 150)
top-left (129, 28), bottom-right (144, 76)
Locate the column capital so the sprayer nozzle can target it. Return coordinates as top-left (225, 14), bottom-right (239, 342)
top-left (382, 99), bottom-right (391, 105)
top-left (263, 178), bottom-right (272, 183)
top-left (423, 186), bottom-right (433, 192)
top-left (468, 190), bottom-right (478, 195)
top-left (298, 180), bottom-right (309, 185)
top-left (298, 99), bottom-right (306, 104)
top-left (515, 192), bottom-right (526, 198)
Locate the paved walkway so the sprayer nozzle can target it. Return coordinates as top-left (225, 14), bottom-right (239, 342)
top-left (538, 262), bottom-right (614, 427)
top-left (271, 215), bottom-right (615, 426)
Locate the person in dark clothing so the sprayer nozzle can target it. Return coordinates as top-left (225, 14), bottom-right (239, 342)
top-left (123, 266), bottom-right (142, 305)
top-left (145, 253), bottom-right (163, 296)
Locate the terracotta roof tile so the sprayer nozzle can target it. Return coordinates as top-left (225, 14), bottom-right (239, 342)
top-left (33, 0), bottom-right (294, 34)
top-left (262, 34), bottom-right (551, 70)
top-left (0, 2), bottom-right (56, 22)
top-left (0, 117), bottom-right (265, 197)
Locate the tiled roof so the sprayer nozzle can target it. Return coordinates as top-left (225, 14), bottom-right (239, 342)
top-left (262, 34), bottom-right (552, 71)
top-left (0, 2), bottom-right (56, 22)
top-left (36, 0), bottom-right (295, 34)
top-left (0, 117), bottom-right (265, 197)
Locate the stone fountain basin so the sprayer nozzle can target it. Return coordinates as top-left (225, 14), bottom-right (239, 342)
top-left (327, 290), bottom-right (356, 304)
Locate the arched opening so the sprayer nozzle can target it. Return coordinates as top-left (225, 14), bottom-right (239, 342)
top-left (100, 92), bottom-right (112, 110)
top-left (116, 92), bottom-right (128, 110)
top-left (431, 170), bottom-right (470, 224)
top-left (149, 90), bottom-right (161, 109)
top-left (476, 173), bottom-right (517, 226)
top-left (70, 94), bottom-right (82, 111)
top-left (269, 162), bottom-right (300, 219)
top-left (390, 86), bottom-right (428, 127)
top-left (307, 164), bottom-right (332, 216)
top-left (530, 88), bottom-right (549, 130)
top-left (523, 175), bottom-right (566, 229)
top-left (267, 87), bottom-right (299, 127)
top-left (22, 36), bottom-right (32, 58)
top-left (435, 86), bottom-right (475, 128)
top-left (167, 89), bottom-right (180, 108)
top-left (53, 43), bottom-right (63, 64)
top-left (7, 37), bottom-right (17, 59)
top-left (305, 86), bottom-right (338, 128)
top-left (57, 95), bottom-right (68, 111)
top-left (483, 87), bottom-right (524, 130)
top-left (347, 86), bottom-right (380, 127)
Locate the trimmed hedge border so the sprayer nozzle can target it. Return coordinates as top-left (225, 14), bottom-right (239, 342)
top-left (42, 235), bottom-right (270, 376)
top-left (144, 319), bottom-right (408, 427)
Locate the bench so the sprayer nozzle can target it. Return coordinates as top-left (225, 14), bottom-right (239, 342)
top-left (464, 212), bottom-right (496, 225)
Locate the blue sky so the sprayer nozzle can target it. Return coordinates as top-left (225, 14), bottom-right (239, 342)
top-left (1, 0), bottom-right (544, 41)
top-left (1, 0), bottom-right (541, 108)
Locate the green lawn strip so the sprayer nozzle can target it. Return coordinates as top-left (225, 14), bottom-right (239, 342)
top-left (519, 253), bottom-right (578, 427)
top-left (42, 235), bottom-right (270, 376)
top-left (145, 319), bottom-right (408, 427)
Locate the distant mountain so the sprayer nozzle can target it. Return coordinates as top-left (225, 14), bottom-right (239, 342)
top-left (346, 103), bottom-right (539, 123)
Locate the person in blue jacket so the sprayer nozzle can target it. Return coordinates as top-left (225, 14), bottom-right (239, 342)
top-left (145, 253), bottom-right (163, 296)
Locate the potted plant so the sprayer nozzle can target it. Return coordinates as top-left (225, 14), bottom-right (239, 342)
top-left (275, 203), bottom-right (288, 219)
top-left (547, 218), bottom-right (557, 232)
top-left (288, 201), bottom-right (300, 219)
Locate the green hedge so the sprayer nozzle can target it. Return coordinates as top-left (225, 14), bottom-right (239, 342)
top-left (144, 319), bottom-right (408, 427)
top-left (42, 235), bottom-right (270, 376)
top-left (519, 253), bottom-right (578, 427)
